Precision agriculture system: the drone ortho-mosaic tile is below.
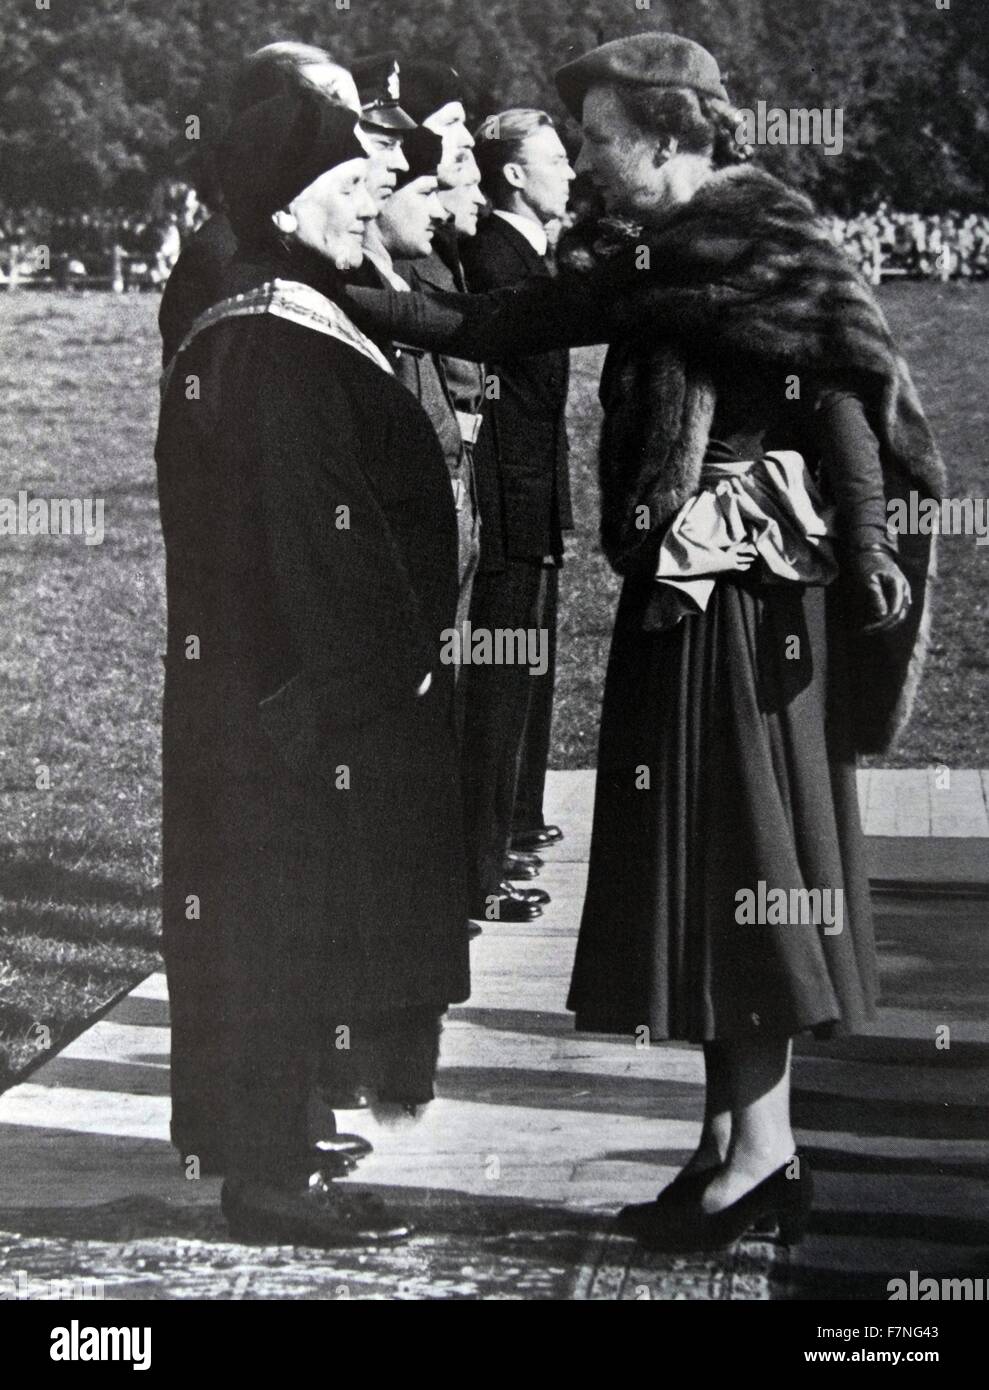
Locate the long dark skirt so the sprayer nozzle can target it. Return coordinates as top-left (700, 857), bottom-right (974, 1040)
top-left (567, 569), bottom-right (878, 1043)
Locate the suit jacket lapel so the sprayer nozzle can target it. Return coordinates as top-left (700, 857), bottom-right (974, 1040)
top-left (488, 215), bottom-right (549, 279)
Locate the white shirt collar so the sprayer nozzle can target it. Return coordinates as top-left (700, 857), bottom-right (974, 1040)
top-left (493, 209), bottom-right (549, 259)
top-left (362, 244), bottom-right (411, 292)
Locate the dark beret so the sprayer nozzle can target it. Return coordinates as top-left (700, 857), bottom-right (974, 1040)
top-left (555, 33), bottom-right (728, 120)
top-left (219, 88), bottom-right (366, 238)
top-left (393, 126), bottom-right (445, 190)
top-left (396, 59), bottom-right (465, 125)
top-left (351, 51), bottom-right (417, 132)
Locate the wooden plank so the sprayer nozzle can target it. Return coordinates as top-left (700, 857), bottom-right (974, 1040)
top-left (856, 768), bottom-right (873, 834)
top-left (930, 769), bottom-right (989, 837)
top-left (868, 836), bottom-right (989, 887)
top-left (866, 769), bottom-right (930, 837)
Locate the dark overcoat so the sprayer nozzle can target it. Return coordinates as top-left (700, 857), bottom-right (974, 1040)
top-left (156, 245), bottom-right (469, 1161)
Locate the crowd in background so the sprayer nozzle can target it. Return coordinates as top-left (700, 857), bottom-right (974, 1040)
top-left (827, 205), bottom-right (989, 283)
top-left (2, 191), bottom-right (988, 289)
top-left (0, 184), bottom-right (207, 289)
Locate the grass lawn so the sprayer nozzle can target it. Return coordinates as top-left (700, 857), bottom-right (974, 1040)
top-left (0, 281), bottom-right (986, 1087)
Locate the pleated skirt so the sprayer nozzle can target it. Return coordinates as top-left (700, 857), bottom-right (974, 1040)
top-left (567, 569), bottom-right (878, 1042)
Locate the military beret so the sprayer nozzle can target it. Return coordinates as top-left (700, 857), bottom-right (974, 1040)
top-left (351, 52), bottom-right (417, 132)
top-left (393, 126), bottom-right (445, 190)
top-left (219, 88), bottom-right (366, 238)
top-left (555, 33), bottom-right (728, 119)
top-left (396, 60), bottom-right (465, 125)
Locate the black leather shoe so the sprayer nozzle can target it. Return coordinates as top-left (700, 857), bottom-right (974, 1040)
top-left (314, 1133), bottom-right (373, 1163)
top-left (470, 882), bottom-right (543, 922)
top-left (222, 1173), bottom-right (414, 1247)
top-left (616, 1166), bottom-right (778, 1239)
top-left (503, 850), bottom-right (542, 881)
top-left (507, 849), bottom-right (543, 869)
top-left (516, 884), bottom-right (550, 905)
top-left (512, 825), bottom-right (563, 851)
top-left (635, 1154), bottom-right (813, 1252)
top-left (616, 1166), bottom-right (719, 1234)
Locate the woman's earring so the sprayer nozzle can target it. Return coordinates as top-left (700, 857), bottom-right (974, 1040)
top-left (272, 209), bottom-right (298, 235)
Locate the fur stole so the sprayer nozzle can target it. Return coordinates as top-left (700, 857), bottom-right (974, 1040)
top-left (557, 166), bottom-right (946, 753)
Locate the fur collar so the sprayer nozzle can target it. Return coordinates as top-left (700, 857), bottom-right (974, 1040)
top-left (558, 165), bottom-right (945, 753)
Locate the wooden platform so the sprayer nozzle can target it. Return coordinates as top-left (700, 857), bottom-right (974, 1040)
top-left (0, 770), bottom-right (985, 1300)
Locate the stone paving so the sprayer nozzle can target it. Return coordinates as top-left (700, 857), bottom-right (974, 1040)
top-left (0, 771), bottom-right (986, 1300)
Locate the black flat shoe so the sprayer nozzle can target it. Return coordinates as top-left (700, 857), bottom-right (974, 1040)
top-left (503, 849), bottom-right (544, 880)
top-left (508, 849), bottom-right (543, 869)
top-left (503, 855), bottom-right (540, 881)
top-left (470, 882), bottom-right (543, 922)
top-left (511, 825), bottom-right (563, 851)
top-left (636, 1154), bottom-right (814, 1253)
top-left (502, 880), bottom-right (549, 906)
top-left (222, 1174), bottom-right (413, 1247)
top-left (314, 1133), bottom-right (373, 1163)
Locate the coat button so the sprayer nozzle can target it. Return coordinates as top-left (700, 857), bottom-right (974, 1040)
top-left (750, 1012), bottom-right (761, 1026)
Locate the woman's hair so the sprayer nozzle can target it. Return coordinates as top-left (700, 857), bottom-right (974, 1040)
top-left (230, 42), bottom-right (340, 114)
top-left (615, 85), bottom-right (753, 168)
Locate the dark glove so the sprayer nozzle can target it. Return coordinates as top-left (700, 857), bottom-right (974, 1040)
top-left (847, 544), bottom-right (912, 633)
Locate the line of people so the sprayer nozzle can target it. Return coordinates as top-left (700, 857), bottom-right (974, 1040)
top-left (156, 33), bottom-right (942, 1253)
top-left (157, 41), bottom-right (580, 1245)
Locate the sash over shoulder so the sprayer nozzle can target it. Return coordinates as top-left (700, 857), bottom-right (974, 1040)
top-left (160, 277), bottom-right (395, 397)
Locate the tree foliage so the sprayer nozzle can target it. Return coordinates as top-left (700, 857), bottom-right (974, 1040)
top-left (1, 0), bottom-right (986, 213)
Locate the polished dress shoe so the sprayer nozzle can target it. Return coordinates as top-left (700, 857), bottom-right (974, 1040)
top-left (470, 882), bottom-right (543, 922)
top-left (503, 849), bottom-right (543, 881)
top-left (221, 1172), bottom-right (413, 1247)
top-left (314, 1133), bottom-right (373, 1163)
top-left (512, 825), bottom-right (563, 852)
top-left (635, 1154), bottom-right (813, 1252)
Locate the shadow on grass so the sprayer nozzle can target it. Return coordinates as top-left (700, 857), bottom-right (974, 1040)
top-left (0, 842), bottom-right (160, 912)
top-left (0, 839), bottom-right (160, 1087)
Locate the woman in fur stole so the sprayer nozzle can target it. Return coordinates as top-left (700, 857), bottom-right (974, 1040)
top-left (341, 34), bottom-right (944, 1251)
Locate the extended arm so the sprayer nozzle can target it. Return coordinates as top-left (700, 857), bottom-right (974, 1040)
top-left (339, 257), bottom-right (657, 361)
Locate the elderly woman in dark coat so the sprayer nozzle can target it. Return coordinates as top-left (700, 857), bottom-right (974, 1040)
top-left (340, 34), bottom-right (944, 1251)
top-left (156, 89), bottom-right (469, 1246)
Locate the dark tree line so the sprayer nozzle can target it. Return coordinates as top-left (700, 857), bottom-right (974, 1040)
top-left (2, 0), bottom-right (987, 214)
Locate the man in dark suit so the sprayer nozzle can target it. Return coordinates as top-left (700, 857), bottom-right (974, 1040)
top-left (459, 110), bottom-right (576, 921)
